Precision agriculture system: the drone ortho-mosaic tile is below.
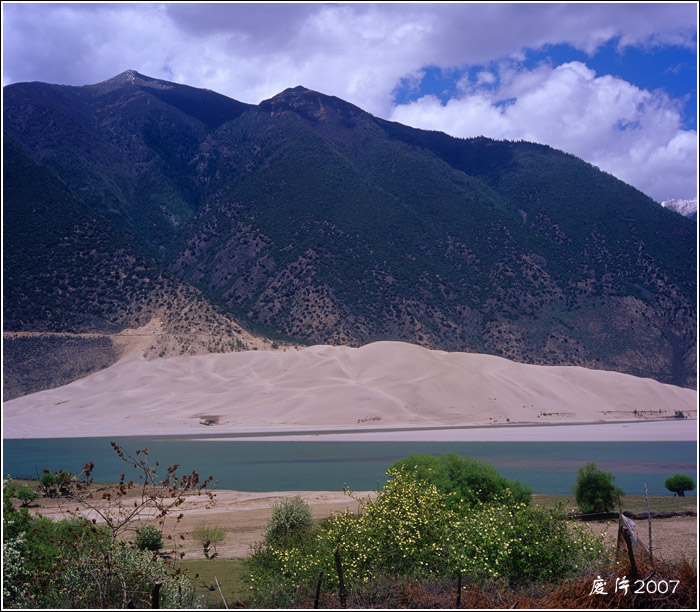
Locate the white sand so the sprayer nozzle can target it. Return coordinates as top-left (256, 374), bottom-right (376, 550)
top-left (3, 341), bottom-right (697, 439)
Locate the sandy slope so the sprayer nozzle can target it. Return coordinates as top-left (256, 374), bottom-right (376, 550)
top-left (3, 341), bottom-right (696, 439)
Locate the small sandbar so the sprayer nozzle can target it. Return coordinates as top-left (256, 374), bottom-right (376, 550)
top-left (187, 419), bottom-right (697, 443)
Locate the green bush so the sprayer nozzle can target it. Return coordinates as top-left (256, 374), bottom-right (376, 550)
top-left (39, 469), bottom-right (73, 497)
top-left (2, 512), bottom-right (112, 608)
top-left (265, 495), bottom-right (314, 544)
top-left (389, 453), bottom-right (532, 509)
top-left (60, 541), bottom-right (197, 608)
top-left (4, 479), bottom-right (39, 509)
top-left (573, 462), bottom-right (624, 513)
top-left (135, 524), bottom-right (163, 551)
top-left (664, 474), bottom-right (696, 497)
top-left (192, 523), bottom-right (226, 559)
top-left (14, 485), bottom-right (39, 508)
top-left (247, 469), bottom-right (608, 606)
top-left (3, 447), bottom-right (212, 608)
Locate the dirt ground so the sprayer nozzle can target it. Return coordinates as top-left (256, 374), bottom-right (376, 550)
top-left (23, 485), bottom-right (697, 563)
top-left (23, 486), bottom-right (376, 559)
top-left (586, 516), bottom-right (697, 564)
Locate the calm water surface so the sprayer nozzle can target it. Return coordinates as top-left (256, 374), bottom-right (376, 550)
top-left (3, 436), bottom-right (696, 496)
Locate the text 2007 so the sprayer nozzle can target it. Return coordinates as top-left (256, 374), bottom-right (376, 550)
top-left (634, 580), bottom-right (679, 594)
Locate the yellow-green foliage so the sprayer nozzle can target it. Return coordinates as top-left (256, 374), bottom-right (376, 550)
top-left (247, 469), bottom-right (609, 605)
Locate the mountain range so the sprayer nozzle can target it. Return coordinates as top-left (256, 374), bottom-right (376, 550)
top-left (3, 70), bottom-right (696, 397)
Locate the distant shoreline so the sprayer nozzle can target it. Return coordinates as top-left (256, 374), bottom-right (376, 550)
top-left (183, 419), bottom-right (697, 443)
top-left (4, 419), bottom-right (696, 442)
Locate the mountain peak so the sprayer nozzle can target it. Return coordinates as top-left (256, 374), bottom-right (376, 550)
top-left (282, 85), bottom-right (312, 94)
top-left (88, 70), bottom-right (172, 95)
top-left (259, 86), bottom-right (368, 124)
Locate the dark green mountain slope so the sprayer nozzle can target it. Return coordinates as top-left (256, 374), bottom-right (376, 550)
top-left (3, 71), bottom-right (251, 254)
top-left (3, 75), bottom-right (696, 388)
top-left (2, 135), bottom-right (270, 399)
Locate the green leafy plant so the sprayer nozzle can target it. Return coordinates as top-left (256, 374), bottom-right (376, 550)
top-left (61, 541), bottom-right (197, 608)
top-left (265, 495), bottom-right (314, 544)
top-left (573, 462), bottom-right (624, 513)
top-left (192, 523), bottom-right (226, 559)
top-left (14, 484), bottom-right (39, 508)
top-left (39, 469), bottom-right (74, 497)
top-left (134, 524), bottom-right (163, 551)
top-left (3, 478), bottom-right (38, 510)
top-left (2, 445), bottom-right (214, 608)
top-left (247, 469), bottom-right (608, 607)
top-left (664, 474), bottom-right (696, 497)
top-left (389, 452), bottom-right (532, 509)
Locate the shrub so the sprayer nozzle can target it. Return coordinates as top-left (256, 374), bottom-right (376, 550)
top-left (664, 473), bottom-right (696, 497)
top-left (4, 479), bottom-right (39, 509)
top-left (573, 462), bottom-right (624, 513)
top-left (192, 523), bottom-right (226, 559)
top-left (61, 540), bottom-right (198, 608)
top-left (3, 531), bottom-right (30, 606)
top-left (2, 514), bottom-right (111, 608)
top-left (39, 469), bottom-right (73, 497)
top-left (135, 524), bottom-right (163, 551)
top-left (389, 452), bottom-right (532, 509)
top-left (3, 445), bottom-right (213, 608)
top-left (15, 484), bottom-right (39, 508)
top-left (264, 495), bottom-right (314, 543)
top-left (247, 469), bottom-right (609, 607)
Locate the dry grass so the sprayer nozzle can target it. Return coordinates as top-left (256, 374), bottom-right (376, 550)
top-left (276, 557), bottom-right (697, 609)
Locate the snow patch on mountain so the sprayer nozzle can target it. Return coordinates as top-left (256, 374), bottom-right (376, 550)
top-left (661, 197), bottom-right (697, 220)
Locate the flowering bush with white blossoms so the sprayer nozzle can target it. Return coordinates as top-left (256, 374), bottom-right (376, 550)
top-left (247, 468), bottom-right (610, 606)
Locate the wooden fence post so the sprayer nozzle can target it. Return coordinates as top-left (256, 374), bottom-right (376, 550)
top-left (644, 482), bottom-right (653, 563)
top-left (214, 576), bottom-right (229, 609)
top-left (151, 581), bottom-right (163, 609)
top-left (455, 572), bottom-right (462, 608)
top-left (620, 522), bottom-right (639, 582)
top-left (314, 571), bottom-right (324, 609)
top-left (334, 546), bottom-right (347, 609)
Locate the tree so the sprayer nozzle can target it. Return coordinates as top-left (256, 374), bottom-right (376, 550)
top-left (192, 523), bottom-right (226, 559)
top-left (3, 479), bottom-right (38, 508)
top-left (264, 496), bottom-right (314, 543)
top-left (574, 462), bottom-right (624, 513)
top-left (389, 453), bottom-right (532, 509)
top-left (15, 484), bottom-right (39, 508)
top-left (134, 524), bottom-right (163, 551)
top-left (664, 474), bottom-right (695, 497)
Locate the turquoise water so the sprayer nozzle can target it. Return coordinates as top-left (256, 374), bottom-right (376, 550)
top-left (2, 436), bottom-right (696, 496)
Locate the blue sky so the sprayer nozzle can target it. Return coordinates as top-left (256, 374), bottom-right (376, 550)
top-left (2, 2), bottom-right (697, 201)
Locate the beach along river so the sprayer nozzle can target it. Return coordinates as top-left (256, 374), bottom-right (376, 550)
top-left (3, 436), bottom-right (696, 496)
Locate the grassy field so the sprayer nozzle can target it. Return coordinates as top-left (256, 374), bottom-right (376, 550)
top-left (532, 493), bottom-right (698, 515)
top-left (174, 558), bottom-right (250, 608)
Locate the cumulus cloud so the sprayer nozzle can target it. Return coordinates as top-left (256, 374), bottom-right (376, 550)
top-left (2, 2), bottom-right (696, 199)
top-left (390, 60), bottom-right (696, 202)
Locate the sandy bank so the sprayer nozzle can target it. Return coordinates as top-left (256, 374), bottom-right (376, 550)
top-left (186, 420), bottom-right (697, 443)
top-left (3, 341), bottom-right (696, 439)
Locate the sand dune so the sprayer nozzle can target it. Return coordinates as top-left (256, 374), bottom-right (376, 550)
top-left (3, 341), bottom-right (696, 439)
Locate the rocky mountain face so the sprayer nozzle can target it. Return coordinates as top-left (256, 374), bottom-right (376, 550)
top-left (3, 71), bottom-right (697, 391)
top-left (661, 198), bottom-right (697, 220)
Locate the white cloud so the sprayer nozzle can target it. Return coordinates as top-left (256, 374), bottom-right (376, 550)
top-left (2, 2), bottom-right (696, 200)
top-left (390, 61), bottom-right (697, 202)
